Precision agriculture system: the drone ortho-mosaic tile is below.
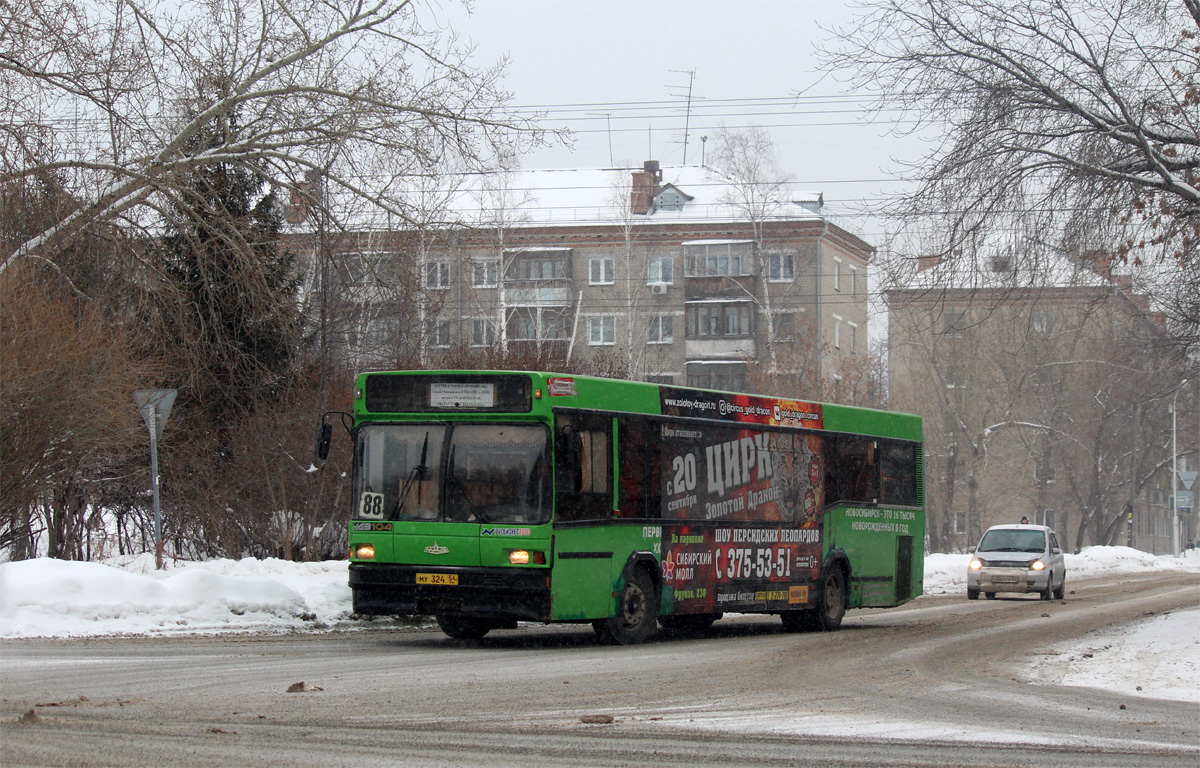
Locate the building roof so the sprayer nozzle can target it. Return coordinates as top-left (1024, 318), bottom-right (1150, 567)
top-left (301, 164), bottom-right (833, 233)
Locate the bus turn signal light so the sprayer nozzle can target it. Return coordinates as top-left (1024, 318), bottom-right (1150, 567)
top-left (354, 544), bottom-right (376, 561)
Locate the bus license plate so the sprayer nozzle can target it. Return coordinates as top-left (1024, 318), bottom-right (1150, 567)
top-left (416, 573), bottom-right (458, 586)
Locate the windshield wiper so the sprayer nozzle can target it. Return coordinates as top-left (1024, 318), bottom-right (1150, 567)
top-left (394, 431), bottom-right (430, 517)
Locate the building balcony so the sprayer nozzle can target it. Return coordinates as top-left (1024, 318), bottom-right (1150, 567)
top-left (685, 337), bottom-right (756, 359)
top-left (504, 280), bottom-right (572, 306)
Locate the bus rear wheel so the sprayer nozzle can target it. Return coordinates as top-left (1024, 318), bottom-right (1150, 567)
top-left (436, 614), bottom-right (491, 640)
top-left (810, 566), bottom-right (847, 631)
top-left (595, 567), bottom-right (657, 645)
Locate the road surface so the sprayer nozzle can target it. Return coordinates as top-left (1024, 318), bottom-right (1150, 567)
top-left (2, 571), bottom-right (1197, 767)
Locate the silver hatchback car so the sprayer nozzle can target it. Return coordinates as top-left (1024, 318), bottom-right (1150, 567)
top-left (967, 524), bottom-right (1066, 600)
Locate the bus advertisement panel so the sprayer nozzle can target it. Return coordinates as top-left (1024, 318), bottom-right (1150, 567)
top-left (655, 405), bottom-right (826, 615)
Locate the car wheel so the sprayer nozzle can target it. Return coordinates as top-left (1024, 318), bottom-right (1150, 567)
top-left (984, 591), bottom-right (996, 600)
top-left (595, 567), bottom-right (657, 645)
top-left (1040, 574), bottom-right (1053, 601)
top-left (1053, 576), bottom-right (1065, 600)
top-left (967, 588), bottom-right (979, 600)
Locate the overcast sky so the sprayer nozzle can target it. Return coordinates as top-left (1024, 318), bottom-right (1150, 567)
top-left (442, 1), bottom-right (930, 241)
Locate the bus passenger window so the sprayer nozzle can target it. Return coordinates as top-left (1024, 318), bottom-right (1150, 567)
top-left (617, 418), bottom-right (662, 519)
top-left (881, 442), bottom-right (919, 506)
top-left (828, 436), bottom-right (879, 505)
top-left (555, 414), bottom-right (613, 523)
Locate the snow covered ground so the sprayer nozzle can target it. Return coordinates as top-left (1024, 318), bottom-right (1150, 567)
top-left (1, 547), bottom-right (1197, 703)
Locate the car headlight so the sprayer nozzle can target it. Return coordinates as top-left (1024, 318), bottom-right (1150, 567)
top-left (969, 558), bottom-right (983, 570)
top-left (1029, 559), bottom-right (1046, 571)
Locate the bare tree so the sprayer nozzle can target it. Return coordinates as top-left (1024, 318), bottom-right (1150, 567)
top-left (708, 125), bottom-right (795, 377)
top-left (1, 0), bottom-right (540, 276)
top-left (823, 0), bottom-right (1198, 285)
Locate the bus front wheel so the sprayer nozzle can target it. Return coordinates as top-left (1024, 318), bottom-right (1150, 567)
top-left (595, 568), bottom-right (658, 645)
top-left (436, 614), bottom-right (491, 640)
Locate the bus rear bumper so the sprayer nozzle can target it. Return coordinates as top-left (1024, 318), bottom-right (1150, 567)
top-left (349, 563), bottom-right (551, 621)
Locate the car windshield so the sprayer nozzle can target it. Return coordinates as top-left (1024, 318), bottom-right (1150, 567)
top-left (353, 423), bottom-right (552, 525)
top-left (977, 529), bottom-right (1046, 553)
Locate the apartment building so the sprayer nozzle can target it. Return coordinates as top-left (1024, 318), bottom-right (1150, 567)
top-left (303, 162), bottom-right (873, 395)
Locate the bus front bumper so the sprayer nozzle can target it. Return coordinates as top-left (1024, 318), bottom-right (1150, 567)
top-left (349, 563), bottom-right (552, 621)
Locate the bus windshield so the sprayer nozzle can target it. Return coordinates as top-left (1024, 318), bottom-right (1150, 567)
top-left (354, 423), bottom-right (552, 525)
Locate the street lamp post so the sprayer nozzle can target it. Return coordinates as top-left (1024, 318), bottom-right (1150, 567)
top-left (1172, 379), bottom-right (1188, 557)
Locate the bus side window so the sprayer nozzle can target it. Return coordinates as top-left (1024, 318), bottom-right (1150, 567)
top-left (881, 441), bottom-right (918, 506)
top-left (555, 414), bottom-right (613, 523)
top-left (827, 435), bottom-right (880, 506)
top-left (617, 417), bottom-right (662, 519)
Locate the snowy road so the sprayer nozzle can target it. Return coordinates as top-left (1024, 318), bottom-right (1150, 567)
top-left (2, 570), bottom-right (1197, 767)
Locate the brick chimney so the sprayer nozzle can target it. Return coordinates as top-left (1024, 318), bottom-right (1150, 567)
top-left (286, 169), bottom-right (323, 224)
top-left (631, 160), bottom-right (662, 215)
top-left (917, 254), bottom-right (943, 271)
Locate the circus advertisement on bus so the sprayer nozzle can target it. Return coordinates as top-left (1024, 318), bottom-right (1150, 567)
top-left (657, 417), bottom-right (825, 613)
top-left (660, 524), bottom-right (822, 613)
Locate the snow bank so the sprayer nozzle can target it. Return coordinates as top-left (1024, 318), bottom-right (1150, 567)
top-left (922, 546), bottom-right (1200, 595)
top-left (0, 555), bottom-right (352, 638)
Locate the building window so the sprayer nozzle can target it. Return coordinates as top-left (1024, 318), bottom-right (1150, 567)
top-left (426, 261), bottom-right (450, 289)
top-left (1032, 311), bottom-right (1054, 336)
top-left (769, 253), bottom-right (794, 282)
top-left (1042, 509), bottom-right (1056, 529)
top-left (832, 314), bottom-right (843, 349)
top-left (426, 318), bottom-right (450, 347)
top-left (471, 317), bottom-right (496, 347)
top-left (832, 257), bottom-right (842, 292)
top-left (648, 315), bottom-right (673, 344)
top-left (588, 316), bottom-right (616, 345)
top-left (942, 311), bottom-right (967, 337)
top-left (472, 258), bottom-right (499, 288)
top-left (683, 241), bottom-right (753, 277)
top-left (687, 303), bottom-right (754, 338)
top-left (847, 320), bottom-right (858, 352)
top-left (772, 312), bottom-right (797, 341)
top-left (648, 255), bottom-right (674, 284)
top-left (687, 364), bottom-right (746, 392)
top-left (942, 360), bottom-right (967, 390)
top-left (508, 251), bottom-right (569, 281)
top-left (589, 257), bottom-right (615, 285)
top-left (508, 308), bottom-right (537, 340)
top-left (542, 311), bottom-right (569, 340)
top-left (849, 265), bottom-right (859, 296)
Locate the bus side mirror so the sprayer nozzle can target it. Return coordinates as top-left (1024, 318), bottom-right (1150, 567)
top-left (316, 422), bottom-right (333, 461)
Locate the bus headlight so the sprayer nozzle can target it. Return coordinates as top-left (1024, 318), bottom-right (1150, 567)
top-left (1029, 559), bottom-right (1046, 571)
top-left (353, 544), bottom-right (375, 561)
top-left (509, 550), bottom-right (546, 565)
top-left (969, 558), bottom-right (983, 570)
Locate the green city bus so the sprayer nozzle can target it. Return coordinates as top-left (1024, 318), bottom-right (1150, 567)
top-left (322, 370), bottom-right (924, 644)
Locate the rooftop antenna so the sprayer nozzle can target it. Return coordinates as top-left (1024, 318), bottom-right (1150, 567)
top-left (669, 68), bottom-right (697, 164)
top-left (587, 112), bottom-right (614, 166)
